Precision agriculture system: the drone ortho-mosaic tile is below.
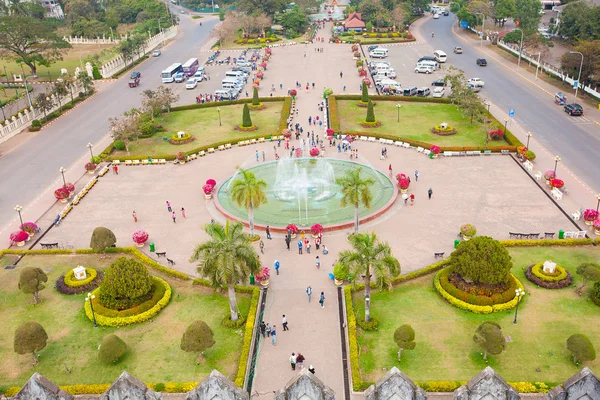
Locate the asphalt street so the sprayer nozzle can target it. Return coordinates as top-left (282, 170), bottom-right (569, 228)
top-left (0, 13), bottom-right (218, 237)
top-left (418, 14), bottom-right (600, 192)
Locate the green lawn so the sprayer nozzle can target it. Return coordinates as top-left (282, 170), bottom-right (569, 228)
top-left (354, 246), bottom-right (600, 384)
top-left (0, 254), bottom-right (249, 388)
top-left (112, 102), bottom-right (283, 158)
top-left (337, 100), bottom-right (508, 147)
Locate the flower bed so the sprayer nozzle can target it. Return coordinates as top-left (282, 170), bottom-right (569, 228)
top-left (235, 125), bottom-right (259, 132)
top-left (360, 120), bottom-right (382, 128)
top-left (431, 125), bottom-right (457, 136)
top-left (169, 133), bottom-right (195, 145)
top-left (64, 268), bottom-right (98, 287)
top-left (525, 263), bottom-right (572, 289)
top-left (56, 269), bottom-right (104, 295)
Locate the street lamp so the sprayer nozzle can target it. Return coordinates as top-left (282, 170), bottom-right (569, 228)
top-left (86, 292), bottom-right (98, 328)
top-left (59, 167), bottom-right (67, 187)
top-left (87, 142), bottom-right (94, 159)
top-left (475, 13), bottom-right (485, 47)
top-left (569, 51), bottom-right (584, 99)
top-left (217, 107), bottom-right (222, 126)
top-left (396, 104), bottom-right (401, 122)
top-left (503, 118), bottom-right (508, 135)
top-left (553, 155), bottom-right (561, 176)
top-left (513, 28), bottom-right (524, 66)
top-left (525, 132), bottom-right (532, 149)
top-left (596, 194), bottom-right (600, 213)
top-left (14, 205), bottom-right (23, 230)
top-left (22, 76), bottom-right (33, 108)
top-left (513, 288), bottom-right (525, 324)
top-left (78, 51), bottom-right (91, 70)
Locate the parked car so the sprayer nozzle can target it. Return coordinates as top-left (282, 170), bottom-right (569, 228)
top-left (432, 87), bottom-right (445, 98)
top-left (152, 50), bottom-right (161, 57)
top-left (443, 9), bottom-right (449, 15)
top-left (415, 65), bottom-right (434, 74)
top-left (368, 45), bottom-right (378, 51)
top-left (174, 72), bottom-right (185, 83)
top-left (130, 71), bottom-right (141, 79)
top-left (431, 79), bottom-right (446, 87)
top-left (453, 46), bottom-right (463, 54)
top-left (476, 58), bottom-right (487, 66)
top-left (185, 78), bottom-right (198, 89)
top-left (467, 77), bottom-right (485, 87)
top-left (564, 103), bottom-right (583, 116)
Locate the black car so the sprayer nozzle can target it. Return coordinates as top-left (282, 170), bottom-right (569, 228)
top-left (130, 71), bottom-right (141, 79)
top-left (418, 56), bottom-right (437, 63)
top-left (431, 79), bottom-right (446, 87)
top-left (564, 103), bottom-right (583, 116)
top-left (476, 58), bottom-right (487, 66)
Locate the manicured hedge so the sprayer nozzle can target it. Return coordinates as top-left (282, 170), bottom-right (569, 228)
top-left (525, 263), bottom-right (572, 289)
top-left (56, 270), bottom-right (104, 295)
top-left (344, 285), bottom-right (373, 391)
top-left (169, 96), bottom-right (287, 112)
top-left (235, 286), bottom-right (260, 387)
top-left (438, 267), bottom-right (520, 306)
top-left (64, 268), bottom-right (98, 287)
top-left (501, 238), bottom-right (593, 247)
top-left (328, 96), bottom-right (340, 131)
top-left (279, 97), bottom-right (292, 133)
top-left (530, 262), bottom-right (568, 282)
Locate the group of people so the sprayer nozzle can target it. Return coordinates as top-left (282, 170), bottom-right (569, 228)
top-left (289, 352), bottom-right (315, 374)
top-left (195, 93), bottom-right (224, 103)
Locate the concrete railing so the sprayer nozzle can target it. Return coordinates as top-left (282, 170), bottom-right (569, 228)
top-left (63, 35), bottom-right (121, 45)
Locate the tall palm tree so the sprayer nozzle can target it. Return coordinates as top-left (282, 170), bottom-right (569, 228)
top-left (190, 220), bottom-right (260, 321)
top-left (230, 168), bottom-right (267, 237)
top-left (336, 167), bottom-right (375, 234)
top-left (338, 232), bottom-right (400, 322)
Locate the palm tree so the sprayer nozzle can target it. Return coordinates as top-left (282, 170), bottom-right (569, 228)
top-left (189, 220), bottom-right (260, 321)
top-left (338, 232), bottom-right (400, 322)
top-left (230, 168), bottom-right (267, 237)
top-left (336, 167), bottom-right (375, 234)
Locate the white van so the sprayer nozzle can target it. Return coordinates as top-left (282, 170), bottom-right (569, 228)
top-left (417, 60), bottom-right (439, 70)
top-left (225, 70), bottom-right (246, 81)
top-left (374, 69), bottom-right (397, 79)
top-left (369, 48), bottom-right (389, 58)
top-left (434, 50), bottom-right (447, 63)
top-left (215, 89), bottom-right (238, 100)
top-left (379, 79), bottom-right (401, 91)
top-left (222, 79), bottom-right (243, 92)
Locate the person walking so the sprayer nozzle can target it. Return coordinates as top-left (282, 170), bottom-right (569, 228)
top-left (415, 170), bottom-right (419, 182)
top-left (290, 352), bottom-right (297, 370)
top-left (166, 201), bottom-right (172, 212)
top-left (172, 212), bottom-right (177, 223)
top-left (340, 71), bottom-right (343, 78)
top-left (296, 353), bottom-right (305, 369)
top-left (285, 236), bottom-right (291, 250)
top-left (306, 241), bottom-right (311, 254)
top-left (262, 151), bottom-right (266, 161)
top-left (266, 323), bottom-right (271, 337)
top-left (428, 188), bottom-right (433, 199)
top-left (306, 285), bottom-right (312, 302)
top-left (260, 321), bottom-right (266, 338)
top-left (298, 240), bottom-right (303, 254)
top-left (282, 314), bottom-right (289, 331)
top-left (315, 236), bottom-right (321, 250)
top-left (301, 230), bottom-right (305, 240)
top-left (181, 207), bottom-right (186, 218)
top-left (271, 325), bottom-right (277, 345)
top-left (410, 193), bottom-right (415, 206)
top-left (315, 256), bottom-right (321, 269)
top-left (319, 292), bottom-right (325, 308)
top-left (113, 164), bottom-right (119, 175)
top-left (259, 240), bottom-right (265, 254)
top-left (256, 149), bottom-right (259, 162)
top-left (266, 226), bottom-right (272, 239)
top-left (274, 259), bottom-right (280, 275)
top-left (132, 210), bottom-right (137, 222)
top-left (389, 164), bottom-right (393, 177)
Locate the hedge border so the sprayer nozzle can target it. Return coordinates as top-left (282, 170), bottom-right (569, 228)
top-left (530, 262), bottom-right (568, 282)
top-left (525, 263), bottom-right (573, 289)
top-left (64, 267), bottom-right (98, 287)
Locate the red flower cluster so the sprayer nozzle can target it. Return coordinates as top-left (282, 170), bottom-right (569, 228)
top-left (286, 224), bottom-right (299, 234)
top-left (489, 129), bottom-right (504, 140)
top-left (396, 173), bottom-right (410, 189)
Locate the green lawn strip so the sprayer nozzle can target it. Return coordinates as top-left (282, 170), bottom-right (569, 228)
top-left (0, 254), bottom-right (248, 388)
top-left (353, 246), bottom-right (600, 384)
top-left (111, 101), bottom-right (283, 159)
top-left (336, 100), bottom-right (508, 148)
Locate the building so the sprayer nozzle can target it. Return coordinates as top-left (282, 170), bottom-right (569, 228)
top-left (344, 11), bottom-right (366, 32)
top-left (2, 0), bottom-right (64, 18)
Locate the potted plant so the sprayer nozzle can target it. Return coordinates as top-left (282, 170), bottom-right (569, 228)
top-left (544, 170), bottom-right (556, 182)
top-left (132, 230), bottom-right (149, 247)
top-left (311, 223), bottom-right (324, 237)
top-left (430, 145), bottom-right (441, 157)
top-left (594, 219), bottom-right (600, 236)
top-left (203, 184), bottom-right (214, 199)
top-left (549, 178), bottom-right (564, 189)
top-left (85, 162), bottom-right (97, 174)
top-left (64, 183), bottom-right (75, 194)
top-left (290, 89), bottom-right (297, 99)
top-left (310, 147), bottom-right (320, 157)
top-left (395, 173), bottom-right (410, 194)
top-left (10, 230), bottom-right (29, 247)
top-left (206, 178), bottom-right (217, 187)
top-left (333, 263), bottom-right (349, 286)
top-left (22, 222), bottom-right (38, 237)
top-left (255, 267), bottom-right (270, 286)
top-left (294, 147), bottom-right (302, 158)
top-left (260, 62), bottom-right (267, 70)
top-left (583, 209), bottom-right (599, 226)
top-left (54, 187), bottom-right (70, 203)
top-left (256, 71), bottom-right (264, 79)
top-left (286, 224), bottom-right (299, 238)
top-left (176, 152), bottom-right (186, 164)
top-left (282, 129), bottom-right (293, 139)
top-left (460, 224), bottom-right (477, 241)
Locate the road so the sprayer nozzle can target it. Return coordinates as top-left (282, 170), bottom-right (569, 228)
top-left (417, 14), bottom-right (600, 192)
top-left (0, 13), bottom-right (218, 239)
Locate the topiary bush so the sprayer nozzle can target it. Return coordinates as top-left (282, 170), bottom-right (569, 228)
top-left (113, 140), bottom-right (126, 151)
top-left (365, 99), bottom-right (376, 123)
top-left (450, 236), bottom-right (513, 285)
top-left (98, 257), bottom-right (154, 310)
top-left (241, 103), bottom-right (253, 128)
top-left (98, 334), bottom-right (128, 363)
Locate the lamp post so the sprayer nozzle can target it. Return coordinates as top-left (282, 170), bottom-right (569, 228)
top-left (525, 132), bottom-right (532, 149)
top-left (78, 51), bottom-right (90, 70)
top-left (217, 107), bottom-right (222, 126)
top-left (513, 288), bottom-right (525, 324)
top-left (569, 51), bottom-right (583, 99)
top-left (86, 292), bottom-right (98, 328)
top-left (22, 76), bottom-right (33, 108)
top-left (596, 194), bottom-right (600, 213)
top-left (59, 167), bottom-right (67, 187)
top-left (475, 13), bottom-right (485, 47)
top-left (396, 104), bottom-right (401, 122)
top-left (513, 28), bottom-right (524, 66)
top-left (503, 118), bottom-right (508, 135)
top-left (535, 52), bottom-right (541, 80)
top-left (87, 142), bottom-right (94, 159)
top-left (14, 205), bottom-right (23, 230)
top-left (553, 155), bottom-right (561, 176)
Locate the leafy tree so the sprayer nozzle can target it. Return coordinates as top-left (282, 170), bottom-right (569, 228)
top-left (51, 81), bottom-right (68, 112)
top-left (109, 108), bottom-right (142, 153)
top-left (14, 321), bottom-right (48, 364)
top-left (61, 73), bottom-right (76, 103)
top-left (98, 334), bottom-right (128, 363)
top-left (189, 221), bottom-right (260, 321)
top-left (361, 83), bottom-right (369, 103)
top-left (90, 227), bottom-right (117, 251)
top-left (18, 267), bottom-right (48, 305)
top-left (35, 93), bottom-right (54, 120)
top-left (338, 232), bottom-right (400, 322)
top-left (241, 103), bottom-right (253, 127)
top-left (365, 99), bottom-right (376, 123)
top-left (336, 167), bottom-right (375, 234)
top-left (99, 257), bottom-right (153, 309)
top-left (514, 0), bottom-right (541, 36)
top-left (576, 263), bottom-right (600, 295)
top-left (394, 325), bottom-right (416, 361)
top-left (567, 334), bottom-right (596, 364)
top-left (0, 16), bottom-right (71, 75)
top-left (451, 236), bottom-right (513, 285)
top-left (558, 3), bottom-right (600, 41)
top-left (473, 321), bottom-right (506, 360)
top-left (77, 71), bottom-right (94, 94)
top-left (494, 0), bottom-right (516, 25)
top-left (230, 169), bottom-right (267, 236)
top-left (280, 9), bottom-right (309, 34)
top-left (236, 0), bottom-right (286, 16)
top-left (252, 86), bottom-right (260, 106)
top-left (560, 41), bottom-right (600, 87)
top-left (445, 67), bottom-right (483, 126)
top-left (181, 320), bottom-right (215, 363)
top-left (141, 89), bottom-right (161, 120)
top-left (219, 8), bottom-right (225, 21)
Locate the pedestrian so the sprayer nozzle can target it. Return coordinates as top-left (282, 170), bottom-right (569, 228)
top-left (181, 207), bottom-right (186, 218)
top-left (301, 230), bottom-right (305, 239)
top-left (260, 321), bottom-right (266, 338)
top-left (410, 193), bottom-right (415, 206)
top-left (404, 196), bottom-right (408, 205)
top-left (266, 323), bottom-right (271, 337)
top-left (298, 240), bottom-right (303, 254)
top-left (315, 236), bottom-right (321, 250)
top-left (282, 314), bottom-right (289, 331)
top-left (290, 352), bottom-right (296, 370)
top-left (308, 365), bottom-right (316, 374)
top-left (132, 210), bottom-right (137, 222)
top-left (280, 83), bottom-right (283, 90)
top-left (343, 85), bottom-right (346, 91)
top-left (428, 188), bottom-right (433, 199)
top-left (322, 245), bottom-right (329, 255)
top-left (340, 71), bottom-right (343, 78)
top-left (172, 211), bottom-right (176, 223)
top-left (389, 164), bottom-right (393, 177)
top-left (296, 353), bottom-right (305, 369)
top-left (262, 151), bottom-right (266, 161)
top-left (274, 259), bottom-right (280, 275)
top-left (316, 256), bottom-right (320, 269)
top-left (256, 149), bottom-right (259, 161)
top-left (319, 292), bottom-right (325, 308)
top-left (259, 240), bottom-right (265, 254)
top-left (415, 170), bottom-right (419, 182)
top-left (271, 325), bottom-right (277, 345)
top-left (266, 225), bottom-right (272, 239)
top-left (166, 201), bottom-right (172, 212)
top-left (285, 236), bottom-right (291, 250)
top-left (306, 285), bottom-right (312, 302)
top-left (113, 164), bottom-right (119, 175)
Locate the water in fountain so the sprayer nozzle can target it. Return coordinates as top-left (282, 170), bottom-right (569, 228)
top-left (274, 157), bottom-right (336, 203)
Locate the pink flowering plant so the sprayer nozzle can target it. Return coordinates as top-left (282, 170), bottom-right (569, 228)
top-left (395, 173), bottom-right (410, 190)
top-left (10, 231), bottom-right (29, 243)
top-left (544, 170), bottom-right (556, 180)
top-left (22, 222), bottom-right (38, 235)
top-left (132, 230), bottom-right (149, 245)
top-left (54, 187), bottom-right (69, 201)
top-left (583, 209), bottom-right (599, 222)
top-left (255, 267), bottom-right (270, 281)
top-left (310, 147), bottom-right (320, 157)
top-left (311, 224), bottom-right (324, 235)
top-left (430, 145), bottom-right (440, 155)
top-left (286, 224), bottom-right (299, 234)
top-left (203, 184), bottom-right (214, 195)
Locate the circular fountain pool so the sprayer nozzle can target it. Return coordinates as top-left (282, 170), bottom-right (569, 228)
top-left (215, 158), bottom-right (396, 230)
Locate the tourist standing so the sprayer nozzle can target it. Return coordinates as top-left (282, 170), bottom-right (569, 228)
top-left (306, 240), bottom-right (311, 254)
top-left (290, 353), bottom-right (296, 370)
top-left (389, 164), bottom-right (393, 177)
top-left (428, 188), bottom-right (433, 199)
top-left (274, 259), bottom-right (280, 275)
top-left (113, 164), bottom-right (119, 175)
top-left (259, 240), bottom-right (265, 254)
top-left (260, 321), bottom-right (266, 338)
top-left (298, 240), bottom-right (303, 254)
top-left (282, 314), bottom-right (289, 331)
top-left (166, 201), bottom-right (172, 212)
top-left (132, 210), bottom-right (137, 222)
top-left (266, 323), bottom-right (271, 337)
top-left (410, 193), bottom-right (415, 206)
top-left (266, 226), bottom-right (272, 239)
top-left (296, 353), bottom-right (305, 369)
top-left (181, 207), bottom-right (186, 218)
top-left (315, 256), bottom-right (320, 269)
top-left (285, 236), bottom-right (291, 250)
top-left (319, 292), bottom-right (325, 308)
top-left (172, 212), bottom-right (176, 223)
top-left (262, 151), bottom-right (266, 161)
top-left (256, 149), bottom-right (259, 161)
top-left (271, 325), bottom-right (277, 345)
top-left (415, 170), bottom-right (419, 182)
top-left (306, 285), bottom-right (312, 302)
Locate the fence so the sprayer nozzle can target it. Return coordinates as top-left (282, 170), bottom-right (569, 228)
top-left (498, 40), bottom-right (600, 100)
top-left (63, 35), bottom-right (121, 45)
top-left (99, 26), bottom-right (178, 78)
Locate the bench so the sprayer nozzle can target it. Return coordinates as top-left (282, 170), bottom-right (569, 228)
top-left (225, 143), bottom-right (232, 149)
top-left (473, 150), bottom-right (481, 155)
top-left (167, 258), bottom-right (176, 266)
top-left (41, 242), bottom-right (59, 249)
top-left (360, 136), bottom-right (368, 141)
top-left (142, 159), bottom-right (149, 165)
top-left (258, 138), bottom-right (265, 143)
top-left (238, 141), bottom-right (245, 146)
top-left (217, 145), bottom-right (225, 151)
top-left (551, 188), bottom-right (563, 200)
top-left (379, 138), bottom-right (386, 144)
top-left (444, 151), bottom-right (453, 157)
top-left (125, 160), bottom-right (133, 166)
top-left (394, 141), bottom-right (403, 147)
top-left (156, 252), bottom-right (166, 258)
top-left (385, 139), bottom-right (394, 145)
top-left (368, 137), bottom-right (376, 142)
top-left (158, 159), bottom-right (166, 164)
top-left (572, 210), bottom-right (581, 220)
top-left (112, 160), bottom-right (121, 165)
top-left (434, 252), bottom-right (445, 259)
top-left (544, 232), bottom-right (555, 239)
top-left (132, 160), bottom-right (140, 166)
top-left (198, 151), bottom-right (205, 157)
top-left (523, 160), bottom-right (533, 172)
top-left (208, 148), bottom-right (215, 153)
top-left (423, 149), bottom-right (431, 156)
top-left (250, 139), bottom-right (257, 144)
top-left (484, 150), bottom-right (492, 155)
top-left (402, 142), bottom-right (410, 149)
top-left (466, 151), bottom-right (474, 156)
top-left (417, 147), bottom-right (424, 153)
top-left (535, 171), bottom-right (543, 181)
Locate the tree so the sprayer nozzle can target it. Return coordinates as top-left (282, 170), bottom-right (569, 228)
top-left (52, 81), bottom-right (68, 112)
top-left (35, 93), bottom-right (54, 120)
top-left (181, 320), bottom-right (215, 363)
top-left (242, 104), bottom-right (252, 128)
top-left (252, 86), bottom-right (260, 106)
top-left (338, 232), bottom-right (400, 322)
top-left (14, 321), bottom-right (48, 364)
top-left (494, 0), bottom-right (516, 25)
top-left (280, 9), bottom-right (309, 34)
top-left (236, 0), bottom-right (286, 16)
top-left (365, 99), bottom-right (376, 123)
top-left (189, 221), bottom-right (260, 321)
top-left (336, 167), bottom-right (375, 233)
top-left (77, 71), bottom-right (94, 95)
top-left (514, 0), bottom-right (541, 36)
top-left (560, 41), bottom-right (600, 87)
top-left (0, 16), bottom-right (70, 75)
top-left (219, 8), bottom-right (225, 21)
top-left (391, 4), bottom-right (408, 26)
top-left (473, 321), bottom-right (506, 360)
top-left (90, 226), bottom-right (117, 252)
top-left (18, 267), bottom-right (47, 305)
top-left (99, 257), bottom-right (153, 309)
top-left (445, 67), bottom-right (483, 126)
top-left (451, 236), bottom-right (513, 285)
top-left (109, 108), bottom-right (142, 153)
top-left (98, 334), bottom-right (128, 363)
top-left (141, 89), bottom-right (161, 120)
top-left (567, 334), bottom-right (596, 364)
top-left (394, 325), bottom-right (416, 361)
top-left (456, 6), bottom-right (477, 27)
top-left (230, 168), bottom-right (267, 236)
top-left (558, 3), bottom-right (600, 41)
top-left (156, 85), bottom-right (178, 113)
top-left (361, 83), bottom-right (369, 103)
top-left (61, 73), bottom-right (76, 103)
top-left (576, 263), bottom-right (600, 295)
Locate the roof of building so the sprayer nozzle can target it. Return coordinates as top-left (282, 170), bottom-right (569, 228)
top-left (345, 12), bottom-right (366, 28)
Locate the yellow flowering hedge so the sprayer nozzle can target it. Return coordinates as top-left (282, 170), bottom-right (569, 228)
top-left (235, 286), bottom-right (260, 387)
top-left (531, 262), bottom-right (568, 282)
top-left (64, 268), bottom-right (98, 287)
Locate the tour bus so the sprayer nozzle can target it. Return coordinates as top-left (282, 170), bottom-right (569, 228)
top-left (161, 63), bottom-right (183, 83)
top-left (182, 58), bottom-right (199, 77)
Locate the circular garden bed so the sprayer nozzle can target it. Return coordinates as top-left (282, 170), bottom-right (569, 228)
top-left (235, 125), bottom-right (259, 132)
top-left (525, 262), bottom-right (572, 289)
top-left (56, 268), bottom-right (103, 295)
top-left (169, 133), bottom-right (196, 145)
top-left (431, 125), bottom-right (457, 136)
top-left (247, 103), bottom-right (266, 110)
top-left (360, 120), bottom-right (382, 128)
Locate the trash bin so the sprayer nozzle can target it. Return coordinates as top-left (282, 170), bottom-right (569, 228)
top-left (429, 152), bottom-right (434, 159)
top-left (559, 229), bottom-right (565, 239)
top-left (454, 239), bottom-right (460, 248)
top-left (150, 242), bottom-right (155, 252)
top-left (249, 275), bottom-right (255, 285)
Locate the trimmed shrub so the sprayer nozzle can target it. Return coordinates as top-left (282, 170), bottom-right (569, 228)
top-left (567, 334), bottom-right (596, 363)
top-left (98, 257), bottom-right (154, 310)
top-left (64, 268), bottom-right (98, 287)
top-left (252, 87), bottom-right (260, 106)
top-left (90, 227), bottom-right (116, 252)
top-left (356, 316), bottom-right (379, 331)
top-left (241, 103), bottom-right (253, 128)
top-left (235, 286), bottom-right (260, 387)
top-left (451, 236), bottom-right (513, 285)
top-left (365, 99), bottom-right (376, 123)
top-left (98, 334), bottom-right (127, 363)
top-left (113, 140), bottom-right (126, 151)
top-left (531, 262), bottom-right (568, 281)
top-left (361, 84), bottom-right (369, 103)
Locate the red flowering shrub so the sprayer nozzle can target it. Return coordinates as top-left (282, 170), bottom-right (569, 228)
top-left (396, 173), bottom-right (410, 189)
top-left (311, 224), bottom-right (323, 235)
top-left (54, 187), bottom-right (69, 201)
top-left (549, 179), bottom-right (564, 189)
top-left (489, 129), bottom-right (504, 140)
top-left (286, 224), bottom-right (299, 234)
top-left (310, 147), bottom-right (320, 157)
top-left (430, 145), bottom-right (441, 155)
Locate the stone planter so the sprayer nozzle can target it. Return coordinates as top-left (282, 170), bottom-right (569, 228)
top-left (205, 194), bottom-right (212, 199)
top-left (135, 242), bottom-right (145, 247)
top-left (87, 170), bottom-right (95, 175)
top-left (16, 241), bottom-right (25, 247)
top-left (334, 279), bottom-right (344, 286)
top-left (585, 219), bottom-right (594, 226)
top-left (260, 279), bottom-right (269, 287)
top-left (463, 235), bottom-right (472, 241)
top-left (59, 199), bottom-right (68, 203)
top-left (28, 232), bottom-right (35, 238)
top-left (400, 188), bottom-right (408, 194)
top-left (595, 227), bottom-right (600, 236)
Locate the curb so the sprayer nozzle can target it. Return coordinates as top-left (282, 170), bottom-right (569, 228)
top-left (39, 92), bottom-right (98, 132)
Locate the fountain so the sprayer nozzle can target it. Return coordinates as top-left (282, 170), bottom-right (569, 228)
top-left (310, 0), bottom-right (345, 21)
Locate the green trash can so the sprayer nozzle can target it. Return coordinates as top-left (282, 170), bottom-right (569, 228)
top-left (149, 242), bottom-right (155, 252)
top-left (558, 229), bottom-right (565, 239)
top-left (249, 275), bottom-right (255, 285)
top-left (454, 239), bottom-right (460, 248)
top-left (429, 152), bottom-right (434, 159)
